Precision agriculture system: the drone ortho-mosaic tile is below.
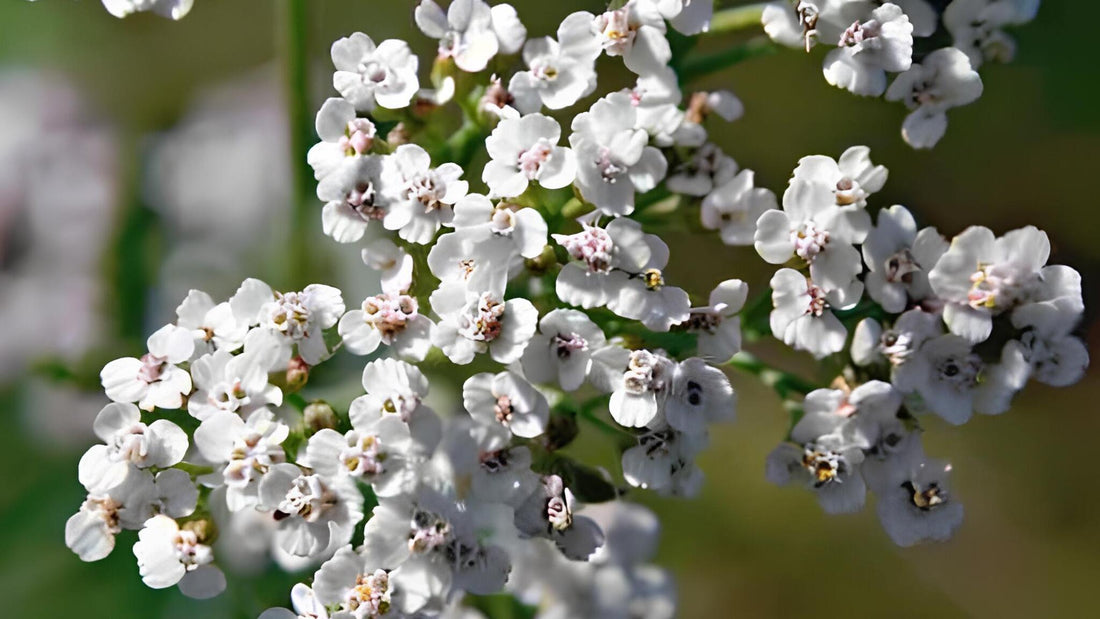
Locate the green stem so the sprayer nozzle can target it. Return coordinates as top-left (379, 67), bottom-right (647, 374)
top-left (727, 351), bottom-right (819, 398)
top-left (680, 35), bottom-right (779, 83)
top-left (707, 3), bottom-right (768, 34)
top-left (279, 0), bottom-right (313, 288)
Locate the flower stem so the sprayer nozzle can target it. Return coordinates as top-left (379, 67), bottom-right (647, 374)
top-left (680, 35), bottom-right (779, 83)
top-left (278, 0), bottom-right (314, 288)
top-left (727, 351), bottom-right (819, 398)
top-left (707, 3), bottom-right (769, 35)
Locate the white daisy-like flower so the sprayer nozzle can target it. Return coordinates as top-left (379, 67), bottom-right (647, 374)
top-left (521, 309), bottom-right (623, 392)
top-left (766, 418), bottom-right (867, 515)
top-left (100, 324), bottom-right (194, 411)
top-left (609, 349), bottom-right (677, 428)
top-left (383, 144), bottom-right (468, 244)
top-left (509, 12), bottom-right (601, 112)
top-left (77, 402), bottom-right (188, 494)
top-left (430, 281), bottom-right (538, 365)
top-left (944, 0), bottom-right (1040, 69)
top-left (862, 205), bottom-right (948, 313)
top-left (682, 279), bottom-right (748, 363)
top-left (589, 1), bottom-right (672, 76)
top-left (187, 348), bottom-right (283, 421)
top-left (318, 155), bottom-right (396, 244)
top-left (700, 169), bottom-right (777, 246)
top-left (307, 97), bottom-right (376, 181)
top-left (132, 515), bottom-right (221, 594)
top-left (259, 463), bottom-right (364, 558)
top-left (415, 0), bottom-right (527, 73)
top-left (194, 408), bottom-right (289, 511)
top-left (331, 33), bottom-right (419, 112)
top-left (174, 289), bottom-right (247, 357)
top-left (885, 47), bottom-right (984, 149)
top-left (232, 279), bottom-right (345, 366)
top-left (823, 3), bottom-right (913, 97)
top-left (483, 113), bottom-right (576, 198)
top-left (298, 414), bottom-right (415, 498)
top-left (569, 92), bottom-right (667, 216)
top-left (514, 475), bottom-right (605, 560)
top-left (769, 268), bottom-right (862, 359)
top-left (350, 358), bottom-right (443, 457)
top-left (338, 291), bottom-right (434, 361)
top-left (462, 371), bottom-right (550, 438)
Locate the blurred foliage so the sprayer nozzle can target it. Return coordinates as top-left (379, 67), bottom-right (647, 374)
top-left (0, 1), bottom-right (1098, 618)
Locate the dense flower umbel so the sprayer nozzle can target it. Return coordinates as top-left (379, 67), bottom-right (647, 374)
top-left (56, 0), bottom-right (1084, 616)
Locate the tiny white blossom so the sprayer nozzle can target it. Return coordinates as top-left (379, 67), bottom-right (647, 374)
top-left (944, 0), bottom-right (1040, 69)
top-left (338, 291), bottom-right (434, 361)
top-left (259, 463), bottom-right (364, 557)
top-left (100, 324), bottom-right (194, 411)
top-left (232, 279), bottom-right (345, 366)
top-left (509, 12), bottom-right (601, 112)
top-left (298, 415), bottom-right (414, 498)
top-left (78, 402), bottom-right (188, 494)
top-left (132, 515), bottom-right (218, 591)
top-left (416, 0), bottom-right (526, 73)
top-left (683, 279), bottom-right (748, 363)
top-left (521, 308), bottom-right (625, 392)
top-left (187, 348), bottom-right (283, 421)
top-left (331, 33), bottom-right (419, 112)
top-left (885, 47), bottom-right (984, 149)
top-left (609, 349), bottom-right (677, 428)
top-left (383, 144), bottom-right (468, 244)
top-left (862, 205), bottom-right (948, 313)
top-left (351, 358), bottom-right (443, 456)
top-left (569, 92), bottom-right (668, 216)
top-left (514, 475), bottom-right (605, 560)
top-left (174, 289), bottom-right (247, 357)
top-left (823, 3), bottom-right (913, 97)
top-left (769, 268), bottom-right (862, 359)
top-left (483, 114), bottom-right (576, 197)
top-left (362, 237), bottom-right (415, 294)
top-left (589, 1), bottom-right (672, 76)
top-left (430, 281), bottom-right (539, 365)
top-left (194, 409), bottom-right (289, 511)
top-left (308, 97), bottom-right (376, 180)
top-left (463, 371), bottom-right (550, 438)
top-left (700, 169), bottom-right (778, 246)
top-left (318, 156), bottom-right (395, 244)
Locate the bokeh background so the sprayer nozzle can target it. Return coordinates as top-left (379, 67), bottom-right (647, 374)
top-left (1, 1), bottom-right (1097, 617)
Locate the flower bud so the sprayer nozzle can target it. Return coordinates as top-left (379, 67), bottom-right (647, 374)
top-left (304, 401), bottom-right (338, 433)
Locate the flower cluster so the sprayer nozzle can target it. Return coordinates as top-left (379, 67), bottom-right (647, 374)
top-left (58, 0), bottom-right (1084, 616)
top-left (763, 0), bottom-right (1037, 148)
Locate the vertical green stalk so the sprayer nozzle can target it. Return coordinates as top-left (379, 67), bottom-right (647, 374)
top-left (279, 0), bottom-right (313, 288)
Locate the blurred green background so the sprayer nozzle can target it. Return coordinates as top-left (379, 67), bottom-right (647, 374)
top-left (1, 1), bottom-right (1097, 617)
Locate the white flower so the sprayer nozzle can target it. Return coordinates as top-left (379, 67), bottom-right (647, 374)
top-left (350, 358), bottom-right (443, 456)
top-left (514, 475), bottom-right (605, 560)
top-left (232, 279), bottom-right (345, 366)
top-left (67, 468), bottom-right (196, 562)
top-left (664, 358), bottom-right (735, 435)
top-left (77, 402), bottom-right (188, 494)
top-left (553, 218), bottom-right (649, 308)
top-left (483, 114), bottom-right (576, 197)
top-left (100, 324), bottom-right (194, 411)
top-left (415, 0), bottom-right (526, 73)
top-left (463, 371), bottom-right (550, 438)
top-left (928, 225), bottom-right (1058, 343)
top-left (666, 142), bottom-right (738, 197)
top-left (609, 349), bottom-right (676, 428)
top-left (194, 409), bottom-right (289, 511)
top-left (944, 0), bottom-right (1040, 69)
top-left (174, 290), bottom-right (247, 357)
top-left (569, 92), bottom-right (667, 216)
top-left (310, 547), bottom-right (396, 618)
top-left (430, 281), bottom-right (538, 365)
top-left (862, 205), bottom-right (948, 313)
top-left (437, 419), bottom-right (539, 505)
top-left (754, 178), bottom-right (865, 291)
top-left (338, 291), bottom-right (434, 361)
top-left (823, 3), bottom-right (913, 97)
top-left (683, 279), bottom-right (748, 363)
top-left (383, 144), bottom-right (468, 244)
top-left (893, 334), bottom-right (1030, 424)
top-left (621, 426), bottom-right (706, 495)
top-left (187, 349), bottom-right (283, 421)
top-left (101, 0), bottom-right (193, 20)
top-left (790, 145), bottom-right (887, 213)
top-left (521, 309), bottom-right (620, 392)
top-left (885, 47), bottom-right (984, 149)
top-left (867, 439), bottom-right (964, 547)
top-left (362, 237), bottom-right (414, 294)
top-left (298, 415), bottom-right (414, 498)
top-left (700, 169), bottom-right (778, 246)
top-left (331, 33), bottom-right (419, 112)
top-left (132, 515), bottom-right (218, 592)
top-left (318, 155), bottom-right (396, 244)
top-left (447, 193), bottom-right (549, 261)
top-left (1018, 328), bottom-right (1089, 388)
top-left (259, 463), bottom-right (364, 557)
top-left (427, 227), bottom-right (518, 298)
top-left (307, 97), bottom-right (376, 181)
top-left (590, 1), bottom-right (672, 76)
top-left (769, 268), bottom-right (862, 359)
top-left (508, 13), bottom-right (601, 112)
top-left (766, 417), bottom-right (867, 515)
